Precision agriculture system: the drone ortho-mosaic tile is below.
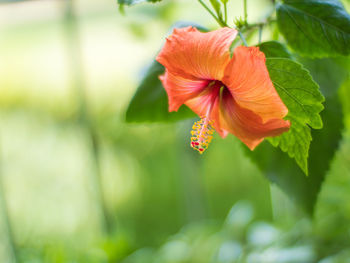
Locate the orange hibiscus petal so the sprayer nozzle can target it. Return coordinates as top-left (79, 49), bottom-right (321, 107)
top-left (156, 26), bottom-right (238, 80)
top-left (160, 70), bottom-right (210, 112)
top-left (219, 89), bottom-right (290, 150)
top-left (222, 46), bottom-right (288, 123)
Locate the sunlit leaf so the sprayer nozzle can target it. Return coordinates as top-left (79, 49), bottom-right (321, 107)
top-left (210, 0), bottom-right (223, 18)
top-left (277, 0), bottom-right (350, 57)
top-left (266, 58), bottom-right (325, 174)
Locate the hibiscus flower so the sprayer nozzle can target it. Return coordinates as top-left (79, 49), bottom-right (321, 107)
top-left (156, 26), bottom-right (290, 153)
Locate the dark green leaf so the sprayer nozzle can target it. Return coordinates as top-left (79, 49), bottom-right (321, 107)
top-left (118, 0), bottom-right (161, 5)
top-left (266, 58), bottom-right (325, 174)
top-left (267, 118), bottom-right (311, 175)
top-left (125, 22), bottom-right (208, 123)
top-left (276, 0), bottom-right (350, 57)
top-left (257, 41), bottom-right (292, 59)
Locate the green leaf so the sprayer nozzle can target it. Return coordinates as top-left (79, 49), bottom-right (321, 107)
top-left (267, 118), bottom-right (311, 175)
top-left (210, 0), bottom-right (223, 18)
top-left (118, 0), bottom-right (161, 5)
top-left (125, 22), bottom-right (208, 123)
top-left (276, 0), bottom-right (350, 57)
top-left (246, 58), bottom-right (346, 214)
top-left (246, 92), bottom-right (343, 214)
top-left (257, 41), bottom-right (292, 59)
top-left (266, 59), bottom-right (325, 130)
top-left (266, 58), bottom-right (325, 174)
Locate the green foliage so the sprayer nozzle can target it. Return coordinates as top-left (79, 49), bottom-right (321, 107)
top-left (245, 92), bottom-right (343, 214)
top-left (257, 41), bottom-right (292, 59)
top-left (121, 0), bottom-right (346, 216)
top-left (3, 0), bottom-right (350, 262)
top-left (266, 58), bottom-right (325, 174)
top-left (117, 0), bottom-right (162, 5)
top-left (258, 43), bottom-right (321, 175)
top-left (245, 56), bottom-right (346, 214)
top-left (276, 0), bottom-right (350, 57)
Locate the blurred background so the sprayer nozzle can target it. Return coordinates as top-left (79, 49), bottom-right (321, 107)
top-left (0, 0), bottom-right (349, 262)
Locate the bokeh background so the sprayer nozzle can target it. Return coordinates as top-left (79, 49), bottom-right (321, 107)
top-left (0, 0), bottom-right (349, 262)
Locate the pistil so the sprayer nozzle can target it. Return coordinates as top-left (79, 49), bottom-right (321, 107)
top-left (190, 86), bottom-right (218, 154)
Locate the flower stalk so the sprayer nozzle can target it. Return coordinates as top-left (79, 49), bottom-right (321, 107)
top-left (238, 31), bottom-right (248, 46)
top-left (197, 0), bottom-right (275, 46)
top-left (243, 0), bottom-right (248, 23)
top-left (197, 0), bottom-right (228, 27)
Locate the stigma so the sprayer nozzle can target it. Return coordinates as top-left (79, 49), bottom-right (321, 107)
top-left (190, 117), bottom-right (214, 154)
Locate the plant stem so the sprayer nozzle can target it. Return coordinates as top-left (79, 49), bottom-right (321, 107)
top-left (62, 0), bottom-right (112, 235)
top-left (243, 0), bottom-right (248, 23)
top-left (258, 25), bottom-right (263, 43)
top-left (198, 0), bottom-right (275, 47)
top-left (197, 0), bottom-right (228, 27)
top-left (224, 2), bottom-right (228, 24)
top-left (0, 140), bottom-right (19, 263)
top-left (238, 31), bottom-right (248, 46)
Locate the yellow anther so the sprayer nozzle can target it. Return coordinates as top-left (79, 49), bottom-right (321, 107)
top-left (190, 117), bottom-right (215, 154)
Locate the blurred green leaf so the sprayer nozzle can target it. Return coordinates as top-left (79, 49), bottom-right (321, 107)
top-left (125, 22), bottom-right (208, 123)
top-left (257, 41), bottom-right (292, 59)
top-left (210, 0), bottom-right (223, 18)
top-left (276, 0), bottom-right (350, 57)
top-left (117, 0), bottom-right (162, 6)
top-left (266, 58), bottom-right (325, 174)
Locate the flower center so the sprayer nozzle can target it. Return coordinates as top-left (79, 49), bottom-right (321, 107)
top-left (190, 80), bottom-right (224, 154)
